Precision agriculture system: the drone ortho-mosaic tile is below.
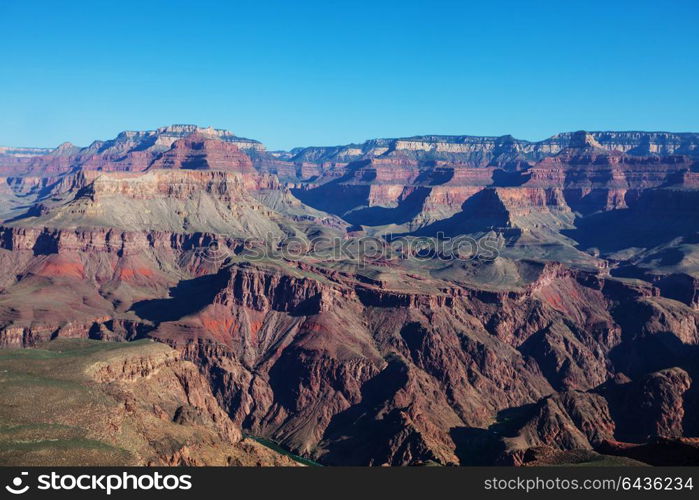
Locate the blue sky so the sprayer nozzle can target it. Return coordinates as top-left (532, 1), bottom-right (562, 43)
top-left (1, 0), bottom-right (698, 150)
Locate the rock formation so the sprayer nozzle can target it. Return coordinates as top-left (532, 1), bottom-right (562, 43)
top-left (0, 124), bottom-right (698, 466)
top-left (0, 339), bottom-right (299, 466)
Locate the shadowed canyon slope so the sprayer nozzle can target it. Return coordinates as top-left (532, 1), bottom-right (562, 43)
top-left (0, 125), bottom-right (698, 466)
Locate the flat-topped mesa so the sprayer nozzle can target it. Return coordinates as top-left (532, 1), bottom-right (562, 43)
top-left (527, 142), bottom-right (694, 191)
top-left (0, 124), bottom-right (266, 177)
top-left (286, 131), bottom-right (699, 168)
top-left (71, 125), bottom-right (264, 174)
top-left (579, 131), bottom-right (699, 156)
top-left (286, 135), bottom-right (517, 168)
top-left (87, 124), bottom-right (265, 155)
top-left (148, 133), bottom-right (256, 173)
top-left (157, 124), bottom-right (263, 146)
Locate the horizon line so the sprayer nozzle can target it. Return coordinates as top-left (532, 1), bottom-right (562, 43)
top-left (3, 126), bottom-right (699, 152)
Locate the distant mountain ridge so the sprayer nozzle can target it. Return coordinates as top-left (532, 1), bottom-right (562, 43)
top-left (0, 124), bottom-right (264, 159)
top-left (286, 130), bottom-right (699, 164)
top-left (3, 127), bottom-right (699, 161)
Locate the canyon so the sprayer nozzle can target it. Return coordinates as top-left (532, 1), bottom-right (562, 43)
top-left (0, 125), bottom-right (698, 466)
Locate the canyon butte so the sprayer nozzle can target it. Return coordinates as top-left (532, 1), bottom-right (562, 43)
top-left (0, 124), bottom-right (698, 466)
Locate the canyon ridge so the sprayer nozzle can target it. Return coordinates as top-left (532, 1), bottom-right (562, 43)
top-left (0, 125), bottom-right (698, 466)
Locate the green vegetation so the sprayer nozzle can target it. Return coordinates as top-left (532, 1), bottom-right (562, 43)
top-left (0, 339), bottom-right (154, 466)
top-left (244, 434), bottom-right (322, 467)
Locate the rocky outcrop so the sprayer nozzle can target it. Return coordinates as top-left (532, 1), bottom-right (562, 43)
top-left (149, 133), bottom-right (256, 173)
top-left (0, 339), bottom-right (299, 466)
top-left (85, 344), bottom-right (181, 383)
top-left (600, 368), bottom-right (693, 441)
top-left (133, 258), bottom-right (699, 465)
top-left (1, 169), bottom-right (292, 236)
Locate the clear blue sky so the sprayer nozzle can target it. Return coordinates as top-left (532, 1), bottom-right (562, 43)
top-left (1, 0), bottom-right (698, 150)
